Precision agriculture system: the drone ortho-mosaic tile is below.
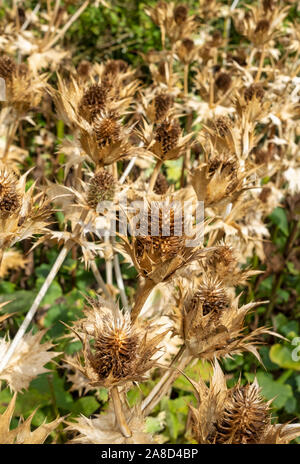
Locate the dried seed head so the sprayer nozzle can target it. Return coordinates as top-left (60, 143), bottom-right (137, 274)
top-left (227, 52), bottom-right (247, 67)
top-left (104, 59), bottom-right (129, 76)
top-left (244, 83), bottom-right (265, 102)
top-left (135, 205), bottom-right (186, 275)
top-left (77, 60), bottom-right (92, 79)
top-left (0, 55), bottom-right (16, 80)
top-left (89, 321), bottom-right (138, 381)
top-left (208, 245), bottom-right (236, 270)
top-left (215, 72), bottom-right (232, 92)
top-left (263, 0), bottom-right (274, 12)
top-left (87, 169), bottom-right (116, 209)
top-left (255, 19), bottom-right (270, 34)
top-left (155, 119), bottom-right (181, 156)
top-left (79, 83), bottom-right (108, 123)
top-left (189, 278), bottom-right (229, 316)
top-left (174, 4), bottom-right (188, 24)
top-left (253, 148), bottom-right (271, 164)
top-left (181, 38), bottom-right (194, 53)
top-left (0, 167), bottom-right (20, 218)
top-left (208, 156), bottom-right (238, 191)
top-left (93, 112), bottom-right (121, 148)
top-left (213, 384), bottom-right (271, 444)
top-left (154, 93), bottom-right (173, 122)
top-left (213, 116), bottom-right (232, 137)
top-left (154, 172), bottom-right (169, 195)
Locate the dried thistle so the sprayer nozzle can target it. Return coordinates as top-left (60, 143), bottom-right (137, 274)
top-left (68, 298), bottom-right (168, 388)
top-left (189, 362), bottom-right (300, 444)
top-left (86, 168), bottom-right (116, 209)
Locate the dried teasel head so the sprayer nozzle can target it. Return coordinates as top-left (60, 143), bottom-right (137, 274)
top-left (86, 169), bottom-right (116, 210)
top-left (189, 362), bottom-right (300, 444)
top-left (174, 4), bottom-right (188, 25)
top-left (77, 60), bottom-right (92, 81)
top-left (93, 111), bottom-right (121, 148)
top-left (154, 172), bottom-right (169, 195)
top-left (69, 298), bottom-right (167, 388)
top-left (104, 59), bottom-right (129, 76)
top-left (78, 83), bottom-right (109, 123)
top-left (0, 55), bottom-right (16, 81)
top-left (215, 72), bottom-right (232, 93)
top-left (134, 203), bottom-right (186, 277)
top-left (0, 166), bottom-right (20, 219)
top-left (244, 83), bottom-right (265, 102)
top-left (212, 383), bottom-right (271, 444)
top-left (154, 93), bottom-right (174, 122)
top-left (155, 119), bottom-right (181, 159)
top-left (255, 19), bottom-right (270, 35)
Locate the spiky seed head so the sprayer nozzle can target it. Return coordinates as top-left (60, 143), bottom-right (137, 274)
top-left (208, 245), bottom-right (236, 269)
top-left (259, 186), bottom-right (272, 203)
top-left (154, 172), bottom-right (169, 195)
top-left (89, 315), bottom-right (138, 381)
top-left (255, 19), bottom-right (270, 34)
top-left (135, 205), bottom-right (186, 275)
top-left (77, 60), bottom-right (91, 79)
top-left (207, 156), bottom-right (238, 193)
top-left (154, 93), bottom-right (173, 122)
top-left (104, 59), bottom-right (129, 76)
top-left (213, 384), bottom-right (271, 444)
top-left (211, 30), bottom-right (222, 46)
top-left (244, 83), bottom-right (264, 102)
top-left (0, 167), bottom-right (20, 218)
top-left (87, 169), bottom-right (116, 209)
top-left (253, 148), bottom-right (271, 165)
top-left (213, 116), bottom-right (232, 137)
top-left (215, 72), bottom-right (232, 92)
top-left (79, 83), bottom-right (109, 123)
top-left (263, 0), bottom-right (274, 12)
top-left (0, 55), bottom-right (16, 80)
top-left (155, 119), bottom-right (181, 156)
top-left (189, 278), bottom-right (229, 316)
top-left (93, 112), bottom-right (121, 148)
top-left (174, 4), bottom-right (188, 24)
top-left (181, 38), bottom-right (194, 53)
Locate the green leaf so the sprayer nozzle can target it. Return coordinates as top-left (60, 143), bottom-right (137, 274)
top-left (269, 344), bottom-right (300, 371)
top-left (70, 397), bottom-right (100, 416)
top-left (256, 372), bottom-right (293, 409)
top-left (269, 207), bottom-right (289, 236)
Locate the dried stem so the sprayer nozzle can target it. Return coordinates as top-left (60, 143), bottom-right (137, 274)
top-left (90, 260), bottom-right (111, 300)
top-left (0, 243), bottom-right (71, 372)
top-left (131, 279), bottom-right (156, 322)
top-left (148, 159), bottom-right (163, 194)
top-left (111, 386), bottom-right (132, 438)
top-left (255, 46), bottom-right (265, 82)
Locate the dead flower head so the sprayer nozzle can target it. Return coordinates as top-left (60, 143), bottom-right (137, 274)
top-left (189, 361), bottom-right (300, 444)
top-left (68, 298), bottom-right (168, 388)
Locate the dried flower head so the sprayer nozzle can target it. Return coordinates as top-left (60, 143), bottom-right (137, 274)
top-left (189, 362), bottom-right (300, 444)
top-left (93, 111), bottom-right (121, 148)
top-left (215, 72), bottom-right (232, 93)
top-left (79, 83), bottom-right (109, 123)
top-left (174, 4), bottom-right (188, 25)
top-left (77, 60), bottom-right (92, 80)
top-left (69, 298), bottom-right (167, 388)
top-left (244, 83), bottom-right (265, 102)
top-left (104, 59), bottom-right (129, 76)
top-left (87, 169), bottom-right (116, 209)
top-left (0, 55), bottom-right (16, 80)
top-left (0, 166), bottom-right (20, 218)
top-left (255, 19), bottom-right (270, 34)
top-left (154, 93), bottom-right (174, 122)
top-left (154, 172), bottom-right (169, 195)
top-left (155, 119), bottom-right (181, 156)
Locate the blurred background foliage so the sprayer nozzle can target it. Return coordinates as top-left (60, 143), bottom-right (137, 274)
top-left (0, 0), bottom-right (299, 444)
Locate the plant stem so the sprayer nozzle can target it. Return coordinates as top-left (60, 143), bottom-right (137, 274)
top-left (131, 279), bottom-right (156, 323)
top-left (90, 260), bottom-right (111, 300)
top-left (148, 159), bottom-right (163, 194)
top-left (113, 250), bottom-right (129, 310)
top-left (111, 386), bottom-right (132, 438)
top-left (255, 46), bottom-right (265, 82)
top-left (142, 346), bottom-right (191, 416)
top-left (183, 64), bottom-right (189, 97)
top-left (0, 244), bottom-right (71, 372)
